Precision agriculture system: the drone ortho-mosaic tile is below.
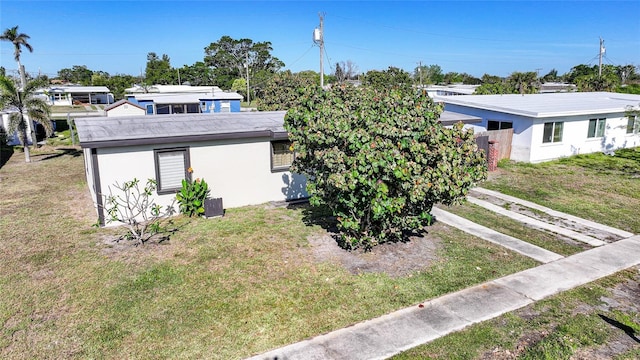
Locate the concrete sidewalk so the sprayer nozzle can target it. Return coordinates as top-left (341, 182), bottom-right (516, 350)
top-left (247, 236), bottom-right (640, 360)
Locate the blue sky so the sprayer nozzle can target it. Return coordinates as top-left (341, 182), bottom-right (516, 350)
top-left (1, 0), bottom-right (639, 80)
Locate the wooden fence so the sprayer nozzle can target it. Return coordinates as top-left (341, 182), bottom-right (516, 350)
top-left (475, 128), bottom-right (513, 161)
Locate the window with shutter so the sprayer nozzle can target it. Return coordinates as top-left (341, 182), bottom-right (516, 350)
top-left (154, 148), bottom-right (190, 193)
top-left (271, 140), bottom-right (294, 171)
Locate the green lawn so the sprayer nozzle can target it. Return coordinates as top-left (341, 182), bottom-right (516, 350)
top-left (0, 147), bottom-right (536, 359)
top-left (1, 146), bottom-right (638, 359)
top-left (395, 148), bottom-right (640, 359)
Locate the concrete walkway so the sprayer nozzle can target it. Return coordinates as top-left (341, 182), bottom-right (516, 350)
top-left (247, 189), bottom-right (640, 360)
top-left (247, 236), bottom-right (640, 360)
top-left (432, 207), bottom-right (564, 263)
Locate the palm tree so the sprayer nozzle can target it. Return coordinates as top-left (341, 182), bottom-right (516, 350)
top-left (0, 76), bottom-right (52, 163)
top-left (0, 26), bottom-right (33, 89)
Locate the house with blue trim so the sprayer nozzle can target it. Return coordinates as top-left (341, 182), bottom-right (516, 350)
top-left (125, 85), bottom-right (243, 115)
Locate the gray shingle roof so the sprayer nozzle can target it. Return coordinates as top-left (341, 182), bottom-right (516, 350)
top-left (76, 111), bottom-right (288, 148)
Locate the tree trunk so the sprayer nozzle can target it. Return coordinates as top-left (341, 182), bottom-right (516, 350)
top-left (21, 127), bottom-right (31, 163)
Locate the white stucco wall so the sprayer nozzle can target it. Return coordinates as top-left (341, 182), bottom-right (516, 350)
top-left (446, 103), bottom-right (640, 163)
top-left (91, 137), bottom-right (307, 224)
top-left (106, 104), bottom-right (146, 117)
top-left (529, 113), bottom-right (640, 163)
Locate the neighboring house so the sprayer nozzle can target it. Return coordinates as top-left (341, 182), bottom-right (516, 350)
top-left (539, 82), bottom-right (577, 93)
top-left (424, 84), bottom-right (479, 97)
top-left (35, 86), bottom-right (114, 106)
top-left (125, 84), bottom-right (243, 114)
top-left (75, 111), bottom-right (306, 225)
top-left (104, 99), bottom-right (146, 117)
top-left (434, 92), bottom-right (640, 163)
top-left (75, 109), bottom-right (480, 225)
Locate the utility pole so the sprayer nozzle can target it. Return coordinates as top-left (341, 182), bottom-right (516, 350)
top-left (598, 37), bottom-right (605, 78)
top-left (245, 52), bottom-right (250, 105)
top-left (313, 13), bottom-right (325, 87)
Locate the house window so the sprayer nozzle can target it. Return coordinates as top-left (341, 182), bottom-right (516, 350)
top-left (220, 101), bottom-right (231, 113)
top-left (271, 140), bottom-right (294, 171)
top-left (154, 148), bottom-right (190, 194)
top-left (627, 116), bottom-right (639, 134)
top-left (156, 104), bottom-right (170, 114)
top-left (542, 122), bottom-right (563, 143)
top-left (487, 121), bottom-right (513, 131)
top-left (146, 104), bottom-right (154, 115)
top-left (186, 104), bottom-right (199, 113)
top-left (587, 118), bottom-right (606, 138)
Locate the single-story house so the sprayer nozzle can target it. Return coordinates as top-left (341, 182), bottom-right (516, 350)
top-left (35, 86), bottom-right (114, 106)
top-left (75, 111), bottom-right (306, 225)
top-left (127, 91), bottom-right (243, 115)
top-left (104, 99), bottom-right (146, 117)
top-left (434, 92), bottom-right (640, 163)
top-left (424, 84), bottom-right (479, 97)
top-left (75, 109), bottom-right (481, 225)
top-left (125, 84), bottom-right (244, 114)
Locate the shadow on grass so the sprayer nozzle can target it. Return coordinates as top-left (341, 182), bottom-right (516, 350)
top-left (598, 314), bottom-right (640, 343)
top-left (0, 147), bottom-right (14, 169)
top-left (36, 147), bottom-right (83, 161)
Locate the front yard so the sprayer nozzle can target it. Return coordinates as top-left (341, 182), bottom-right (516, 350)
top-left (0, 146), bottom-right (638, 359)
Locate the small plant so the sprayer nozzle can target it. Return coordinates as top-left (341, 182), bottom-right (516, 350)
top-left (102, 178), bottom-right (176, 245)
top-left (176, 171), bottom-right (211, 217)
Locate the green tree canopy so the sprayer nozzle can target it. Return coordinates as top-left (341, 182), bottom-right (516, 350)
top-left (414, 64), bottom-right (444, 85)
top-left (57, 65), bottom-right (93, 85)
top-left (285, 85), bottom-right (487, 249)
top-left (145, 52), bottom-right (175, 85)
top-left (256, 70), bottom-right (320, 111)
top-left (362, 66), bottom-right (412, 92)
top-left (204, 35), bottom-right (284, 89)
top-left (177, 61), bottom-right (215, 86)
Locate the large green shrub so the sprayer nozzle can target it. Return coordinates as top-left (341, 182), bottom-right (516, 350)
top-left (285, 85), bottom-right (487, 249)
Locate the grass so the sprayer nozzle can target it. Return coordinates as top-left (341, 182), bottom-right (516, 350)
top-left (393, 148), bottom-right (640, 359)
top-left (2, 146), bottom-right (638, 359)
top-left (488, 149), bottom-right (640, 234)
top-left (0, 147), bottom-right (537, 359)
top-left (444, 202), bottom-right (588, 256)
top-left (393, 270), bottom-right (639, 359)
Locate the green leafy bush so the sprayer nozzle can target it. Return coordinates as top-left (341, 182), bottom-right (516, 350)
top-left (285, 85), bottom-right (487, 249)
top-left (102, 178), bottom-right (176, 245)
top-left (176, 176), bottom-right (210, 217)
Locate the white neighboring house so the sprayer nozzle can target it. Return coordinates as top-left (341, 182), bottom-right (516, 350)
top-left (104, 100), bottom-right (146, 117)
top-left (75, 111), bottom-right (307, 226)
top-left (434, 92), bottom-right (640, 163)
top-left (35, 85), bottom-right (114, 106)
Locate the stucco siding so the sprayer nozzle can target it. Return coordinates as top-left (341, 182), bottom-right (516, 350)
top-left (91, 138), bottom-right (307, 225)
top-left (529, 113), bottom-right (640, 163)
top-left (106, 104), bottom-right (146, 117)
top-left (189, 138), bottom-right (307, 208)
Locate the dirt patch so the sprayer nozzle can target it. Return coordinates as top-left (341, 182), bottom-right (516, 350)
top-left (307, 223), bottom-right (444, 278)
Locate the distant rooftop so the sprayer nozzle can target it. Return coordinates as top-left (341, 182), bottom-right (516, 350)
top-left (435, 92), bottom-right (640, 118)
top-left (125, 84), bottom-right (226, 94)
top-left (36, 86), bottom-right (112, 93)
top-left (131, 91), bottom-right (243, 103)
